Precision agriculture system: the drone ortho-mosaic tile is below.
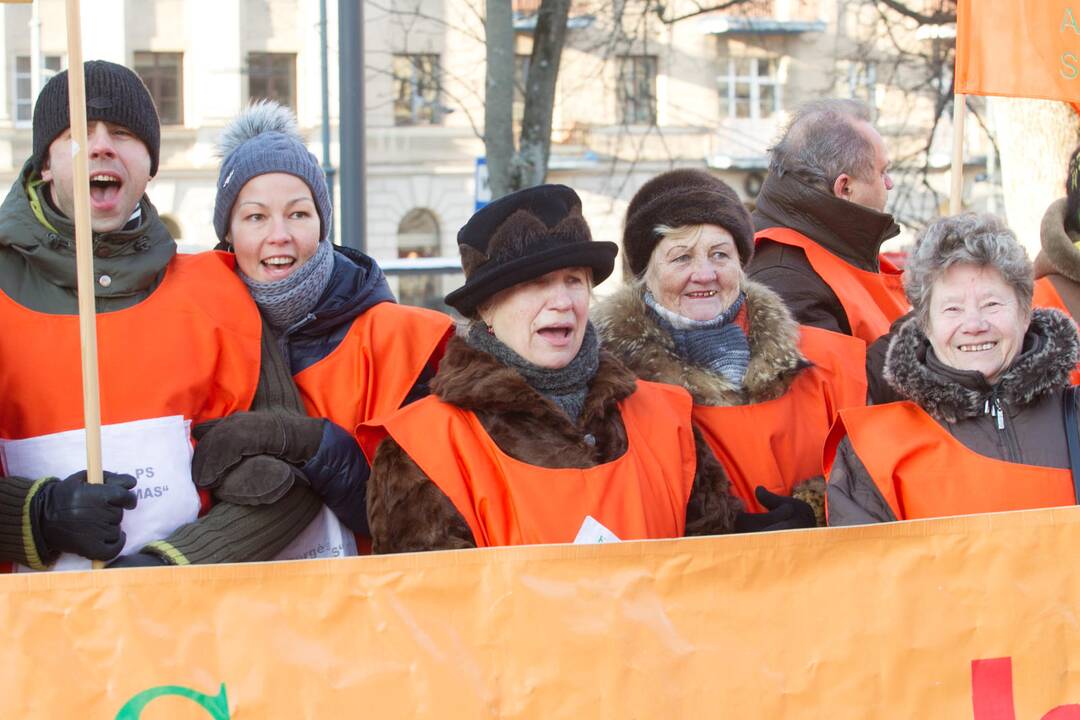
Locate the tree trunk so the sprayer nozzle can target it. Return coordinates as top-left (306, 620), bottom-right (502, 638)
top-left (988, 97), bottom-right (1080, 256)
top-left (512, 0), bottom-right (571, 192)
top-left (484, 0), bottom-right (515, 200)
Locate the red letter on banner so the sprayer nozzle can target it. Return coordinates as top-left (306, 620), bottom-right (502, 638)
top-left (972, 658), bottom-right (1016, 720)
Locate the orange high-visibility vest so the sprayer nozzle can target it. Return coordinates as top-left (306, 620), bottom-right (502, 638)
top-left (0, 251), bottom-right (262, 571)
top-left (693, 326), bottom-right (867, 512)
top-left (1033, 277), bottom-right (1080, 385)
top-left (0, 251), bottom-right (261, 440)
top-left (293, 302), bottom-right (453, 435)
top-left (359, 380), bottom-right (698, 547)
top-left (755, 227), bottom-right (909, 344)
top-left (824, 401), bottom-right (1075, 521)
top-left (294, 302), bottom-right (452, 556)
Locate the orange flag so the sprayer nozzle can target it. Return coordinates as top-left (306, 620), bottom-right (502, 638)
top-left (955, 0), bottom-right (1080, 102)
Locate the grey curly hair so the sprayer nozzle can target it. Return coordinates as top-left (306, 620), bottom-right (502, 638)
top-left (904, 213), bottom-right (1033, 329)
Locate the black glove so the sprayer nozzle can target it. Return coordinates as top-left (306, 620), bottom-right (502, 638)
top-left (192, 412), bottom-right (324, 490)
top-left (734, 487), bottom-right (816, 533)
top-left (31, 470), bottom-right (137, 561)
top-left (106, 551), bottom-right (170, 569)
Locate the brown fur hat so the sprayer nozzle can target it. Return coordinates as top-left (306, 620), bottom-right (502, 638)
top-left (445, 184), bottom-right (618, 316)
top-left (622, 169), bottom-right (754, 277)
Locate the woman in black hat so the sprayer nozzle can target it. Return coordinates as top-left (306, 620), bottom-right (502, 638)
top-left (360, 184), bottom-right (811, 552)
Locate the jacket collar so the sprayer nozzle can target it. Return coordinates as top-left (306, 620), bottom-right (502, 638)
top-left (431, 332), bottom-right (637, 433)
top-left (753, 171), bottom-right (900, 271)
top-left (593, 278), bottom-right (805, 405)
top-left (884, 308), bottom-right (1078, 422)
top-left (1036, 198), bottom-right (1080, 283)
top-left (0, 160), bottom-right (175, 299)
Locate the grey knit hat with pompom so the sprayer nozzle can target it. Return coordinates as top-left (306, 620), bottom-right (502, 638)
top-left (213, 100), bottom-right (332, 242)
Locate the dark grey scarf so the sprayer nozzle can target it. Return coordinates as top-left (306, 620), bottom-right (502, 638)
top-left (466, 320), bottom-right (600, 423)
top-left (645, 290), bottom-right (750, 388)
top-left (240, 239), bottom-right (334, 333)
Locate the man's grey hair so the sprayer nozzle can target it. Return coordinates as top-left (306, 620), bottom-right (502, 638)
top-left (769, 99), bottom-right (876, 193)
top-left (904, 213), bottom-right (1033, 329)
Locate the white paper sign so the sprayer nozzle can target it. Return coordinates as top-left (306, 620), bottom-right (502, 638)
top-left (273, 505), bottom-right (357, 561)
top-left (0, 415), bottom-right (198, 572)
top-left (573, 515), bottom-right (622, 545)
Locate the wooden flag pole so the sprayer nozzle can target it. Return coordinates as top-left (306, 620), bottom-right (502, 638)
top-left (63, 0), bottom-right (105, 568)
top-left (950, 93), bottom-right (967, 215)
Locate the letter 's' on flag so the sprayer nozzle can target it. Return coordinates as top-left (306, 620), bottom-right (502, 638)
top-left (955, 0), bottom-right (1080, 102)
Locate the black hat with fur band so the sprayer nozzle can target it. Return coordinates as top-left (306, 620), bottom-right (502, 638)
top-left (622, 168), bottom-right (754, 277)
top-left (445, 184), bottom-right (618, 316)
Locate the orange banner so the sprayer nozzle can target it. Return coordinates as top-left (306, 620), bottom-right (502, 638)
top-left (955, 0), bottom-right (1080, 102)
top-left (5, 509), bottom-right (1080, 717)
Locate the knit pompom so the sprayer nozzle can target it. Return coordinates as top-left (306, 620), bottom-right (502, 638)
top-left (216, 100), bottom-right (302, 159)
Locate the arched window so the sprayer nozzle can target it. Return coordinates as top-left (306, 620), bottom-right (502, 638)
top-left (396, 208), bottom-right (440, 308)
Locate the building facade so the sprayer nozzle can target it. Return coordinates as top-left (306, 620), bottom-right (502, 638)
top-left (0, 0), bottom-right (990, 307)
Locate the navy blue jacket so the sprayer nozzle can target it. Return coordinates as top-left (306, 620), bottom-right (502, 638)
top-left (281, 246), bottom-right (434, 536)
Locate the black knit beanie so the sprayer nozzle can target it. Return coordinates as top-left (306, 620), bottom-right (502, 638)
top-left (622, 169), bottom-right (754, 277)
top-left (32, 60), bottom-right (161, 176)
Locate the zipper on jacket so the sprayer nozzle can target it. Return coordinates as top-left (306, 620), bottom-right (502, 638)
top-left (985, 389), bottom-right (1022, 463)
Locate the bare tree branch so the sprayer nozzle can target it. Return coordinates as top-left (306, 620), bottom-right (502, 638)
top-left (874, 0), bottom-right (955, 26)
top-left (652, 0), bottom-right (766, 24)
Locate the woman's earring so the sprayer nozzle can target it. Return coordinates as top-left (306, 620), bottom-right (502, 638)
top-left (486, 324), bottom-right (494, 335)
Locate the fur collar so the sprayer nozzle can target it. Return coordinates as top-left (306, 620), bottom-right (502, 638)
top-left (883, 308), bottom-right (1079, 422)
top-left (431, 330), bottom-right (637, 427)
top-left (592, 279), bottom-right (804, 405)
top-left (1039, 198), bottom-right (1080, 283)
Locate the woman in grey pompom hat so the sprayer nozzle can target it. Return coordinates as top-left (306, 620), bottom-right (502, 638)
top-left (196, 101), bottom-right (453, 557)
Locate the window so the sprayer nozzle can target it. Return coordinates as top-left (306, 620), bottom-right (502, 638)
top-left (393, 54), bottom-right (442, 126)
top-left (14, 55), bottom-right (62, 125)
top-left (396, 208), bottom-right (441, 308)
top-left (617, 55), bottom-right (657, 125)
top-left (133, 52), bottom-right (183, 125)
top-left (718, 55), bottom-right (782, 120)
top-left (248, 53), bottom-right (297, 111)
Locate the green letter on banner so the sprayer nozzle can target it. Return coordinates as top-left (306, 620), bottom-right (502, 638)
top-left (115, 684), bottom-right (230, 720)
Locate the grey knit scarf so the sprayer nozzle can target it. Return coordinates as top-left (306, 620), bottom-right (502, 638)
top-left (240, 239), bottom-right (334, 333)
top-left (645, 290), bottom-right (750, 387)
top-left (466, 320), bottom-right (600, 423)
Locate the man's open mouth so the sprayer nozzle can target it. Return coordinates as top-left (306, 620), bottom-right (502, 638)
top-left (88, 173), bottom-right (122, 205)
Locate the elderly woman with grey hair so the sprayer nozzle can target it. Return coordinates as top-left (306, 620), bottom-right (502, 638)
top-left (826, 213), bottom-right (1080, 526)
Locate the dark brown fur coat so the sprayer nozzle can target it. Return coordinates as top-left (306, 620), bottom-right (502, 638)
top-left (593, 279), bottom-right (828, 524)
top-left (366, 332), bottom-right (744, 553)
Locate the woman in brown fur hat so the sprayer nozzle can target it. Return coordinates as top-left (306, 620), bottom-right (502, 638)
top-left (594, 169), bottom-right (867, 525)
top-left (359, 184), bottom-right (810, 552)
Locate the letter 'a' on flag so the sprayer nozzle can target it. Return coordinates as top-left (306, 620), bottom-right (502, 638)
top-left (955, 0), bottom-right (1080, 102)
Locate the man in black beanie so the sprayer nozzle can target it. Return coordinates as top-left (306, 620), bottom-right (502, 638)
top-left (0, 61), bottom-right (323, 572)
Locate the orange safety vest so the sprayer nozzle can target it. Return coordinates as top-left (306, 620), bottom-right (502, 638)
top-left (824, 402), bottom-right (1075, 521)
top-left (359, 380), bottom-right (698, 547)
top-left (693, 326), bottom-right (867, 512)
top-left (0, 251), bottom-right (262, 570)
top-left (1033, 277), bottom-right (1080, 385)
top-left (0, 251), bottom-right (261, 439)
top-left (293, 302), bottom-right (453, 435)
top-left (755, 227), bottom-right (909, 344)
